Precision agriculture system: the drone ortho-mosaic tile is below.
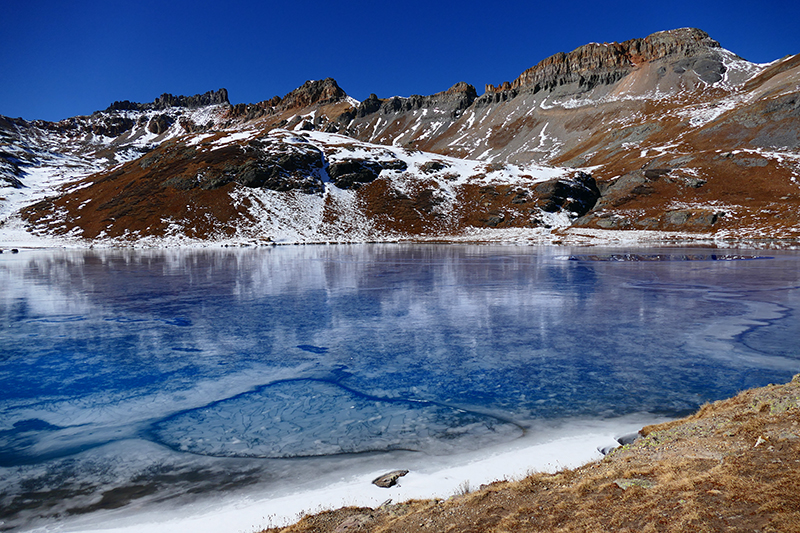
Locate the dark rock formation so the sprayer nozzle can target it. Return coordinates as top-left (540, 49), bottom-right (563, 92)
top-left (533, 172), bottom-right (600, 216)
top-left (327, 158), bottom-right (408, 189)
top-left (380, 82), bottom-right (477, 116)
top-left (138, 135), bottom-right (326, 194)
top-left (659, 209), bottom-right (724, 229)
top-left (327, 159), bottom-right (384, 189)
top-left (591, 170), bottom-right (663, 211)
top-left (147, 114), bottom-right (172, 135)
top-left (235, 141), bottom-right (325, 193)
top-left (339, 83), bottom-right (477, 126)
top-left (90, 116), bottom-right (135, 137)
top-left (341, 93), bottom-right (382, 121)
top-left (154, 88), bottom-right (229, 109)
top-left (419, 161), bottom-right (449, 174)
top-left (0, 145), bottom-right (25, 188)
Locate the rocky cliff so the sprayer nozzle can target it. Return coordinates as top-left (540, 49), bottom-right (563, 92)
top-left (106, 88), bottom-right (231, 112)
top-left (485, 27), bottom-right (723, 94)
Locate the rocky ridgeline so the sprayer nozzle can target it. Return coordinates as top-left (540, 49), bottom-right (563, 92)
top-left (105, 88), bottom-right (231, 112)
top-left (341, 81), bottom-right (478, 122)
top-left (484, 28), bottom-right (723, 94)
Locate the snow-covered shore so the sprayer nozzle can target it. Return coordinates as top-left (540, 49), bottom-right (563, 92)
top-left (3, 220), bottom-right (799, 252)
top-left (27, 414), bottom-right (664, 533)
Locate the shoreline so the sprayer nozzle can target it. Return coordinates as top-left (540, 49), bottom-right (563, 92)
top-left (3, 226), bottom-right (800, 252)
top-left (260, 375), bottom-right (800, 533)
top-left (23, 414), bottom-right (666, 533)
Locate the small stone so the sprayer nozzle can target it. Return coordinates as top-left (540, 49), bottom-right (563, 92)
top-left (372, 470), bottom-right (409, 488)
top-left (755, 436), bottom-right (767, 447)
top-left (378, 499), bottom-right (393, 509)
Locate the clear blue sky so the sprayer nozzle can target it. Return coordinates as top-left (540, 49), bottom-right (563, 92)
top-left (2, 0), bottom-right (798, 121)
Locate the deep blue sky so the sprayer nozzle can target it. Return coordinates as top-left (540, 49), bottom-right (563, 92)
top-left (2, 0), bottom-right (798, 121)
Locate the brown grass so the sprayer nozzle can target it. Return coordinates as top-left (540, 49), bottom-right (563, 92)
top-left (260, 375), bottom-right (800, 533)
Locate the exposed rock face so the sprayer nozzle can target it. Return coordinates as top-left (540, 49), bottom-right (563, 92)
top-left (236, 139), bottom-right (325, 193)
top-left (326, 159), bottom-right (385, 189)
top-left (485, 28), bottom-right (721, 94)
top-left (106, 88), bottom-right (230, 112)
top-left (379, 82), bottom-right (477, 116)
top-left (277, 78), bottom-right (347, 111)
top-left (0, 119), bottom-right (26, 188)
top-left (146, 135), bottom-right (326, 194)
top-left (338, 82), bottom-right (477, 128)
top-left (89, 115), bottom-right (136, 137)
top-left (332, 27), bottom-right (756, 165)
top-left (147, 114), bottom-right (172, 135)
top-left (533, 172), bottom-right (600, 217)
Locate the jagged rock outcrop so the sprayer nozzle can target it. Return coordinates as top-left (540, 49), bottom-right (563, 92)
top-left (533, 172), bottom-right (600, 217)
top-left (144, 135), bottom-right (326, 194)
top-left (277, 78), bottom-right (347, 111)
top-left (105, 88), bottom-right (230, 112)
top-left (326, 158), bottom-right (408, 189)
top-left (339, 82), bottom-right (477, 126)
top-left (147, 114), bottom-right (172, 135)
top-left (333, 27), bottom-right (757, 162)
top-left (379, 82), bottom-right (477, 116)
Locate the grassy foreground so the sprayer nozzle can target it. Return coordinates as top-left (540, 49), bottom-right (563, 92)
top-left (260, 375), bottom-right (800, 533)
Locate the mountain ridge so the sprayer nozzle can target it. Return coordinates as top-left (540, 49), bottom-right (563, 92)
top-left (2, 28), bottom-right (799, 246)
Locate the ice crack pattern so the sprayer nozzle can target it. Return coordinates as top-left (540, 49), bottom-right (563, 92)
top-left (150, 378), bottom-right (523, 458)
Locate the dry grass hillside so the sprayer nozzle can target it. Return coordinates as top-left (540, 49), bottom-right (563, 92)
top-left (261, 375), bottom-right (800, 533)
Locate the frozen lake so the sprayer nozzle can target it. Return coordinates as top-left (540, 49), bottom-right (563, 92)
top-left (1, 244), bottom-right (799, 532)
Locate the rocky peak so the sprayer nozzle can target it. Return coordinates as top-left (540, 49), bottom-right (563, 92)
top-left (277, 78), bottom-right (347, 111)
top-left (486, 28), bottom-right (721, 94)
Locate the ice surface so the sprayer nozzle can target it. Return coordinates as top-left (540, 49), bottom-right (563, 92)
top-left (152, 379), bottom-right (522, 458)
top-left (1, 244), bottom-right (799, 532)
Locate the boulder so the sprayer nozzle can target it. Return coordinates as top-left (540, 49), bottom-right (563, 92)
top-left (533, 172), bottom-right (600, 216)
top-left (372, 470), bottom-right (409, 488)
top-left (327, 159), bottom-right (383, 189)
top-left (236, 142), bottom-right (325, 194)
top-left (327, 158), bottom-right (407, 190)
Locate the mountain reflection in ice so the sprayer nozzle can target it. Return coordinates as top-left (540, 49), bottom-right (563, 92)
top-left (1, 245), bottom-right (799, 531)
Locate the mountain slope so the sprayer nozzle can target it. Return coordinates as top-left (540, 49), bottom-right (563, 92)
top-left (2, 28), bottom-right (799, 246)
top-left (17, 129), bottom-right (591, 244)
